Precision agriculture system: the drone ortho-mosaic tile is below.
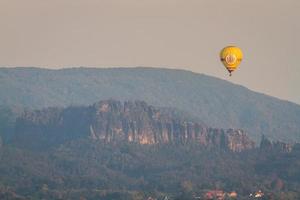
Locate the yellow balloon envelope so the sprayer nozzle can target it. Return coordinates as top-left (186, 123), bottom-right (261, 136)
top-left (220, 46), bottom-right (243, 76)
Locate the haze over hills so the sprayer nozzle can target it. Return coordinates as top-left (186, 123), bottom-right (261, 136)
top-left (0, 68), bottom-right (300, 199)
top-left (13, 100), bottom-right (255, 152)
top-left (0, 67), bottom-right (300, 142)
top-left (0, 99), bottom-right (299, 199)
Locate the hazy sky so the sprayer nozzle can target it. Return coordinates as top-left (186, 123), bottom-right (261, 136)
top-left (0, 0), bottom-right (299, 104)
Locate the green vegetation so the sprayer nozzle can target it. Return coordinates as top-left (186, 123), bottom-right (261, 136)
top-left (0, 67), bottom-right (300, 199)
top-left (0, 140), bottom-right (299, 199)
top-left (1, 67), bottom-right (300, 142)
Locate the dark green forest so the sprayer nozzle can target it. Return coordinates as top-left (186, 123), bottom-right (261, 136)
top-left (0, 68), bottom-right (300, 199)
top-left (0, 140), bottom-right (299, 200)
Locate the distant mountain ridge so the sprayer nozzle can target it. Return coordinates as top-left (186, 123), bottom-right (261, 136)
top-left (1, 67), bottom-right (300, 142)
top-left (14, 100), bottom-right (255, 152)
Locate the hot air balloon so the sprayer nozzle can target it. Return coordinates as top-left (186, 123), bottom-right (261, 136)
top-left (220, 46), bottom-right (243, 76)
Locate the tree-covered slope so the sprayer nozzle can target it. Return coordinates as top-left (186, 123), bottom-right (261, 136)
top-left (0, 67), bottom-right (299, 142)
top-left (0, 140), bottom-right (300, 200)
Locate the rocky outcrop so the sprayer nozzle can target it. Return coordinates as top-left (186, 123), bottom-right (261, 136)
top-left (88, 100), bottom-right (254, 151)
top-left (14, 100), bottom-right (255, 151)
top-left (227, 129), bottom-right (255, 152)
top-left (260, 135), bottom-right (292, 153)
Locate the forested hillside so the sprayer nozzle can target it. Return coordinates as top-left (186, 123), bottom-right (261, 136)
top-left (0, 67), bottom-right (300, 142)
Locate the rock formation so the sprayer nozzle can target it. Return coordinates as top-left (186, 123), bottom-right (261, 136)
top-left (14, 100), bottom-right (255, 151)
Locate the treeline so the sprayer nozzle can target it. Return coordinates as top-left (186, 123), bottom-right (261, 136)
top-left (0, 139), bottom-right (299, 199)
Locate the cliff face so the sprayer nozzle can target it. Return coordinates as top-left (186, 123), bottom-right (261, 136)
top-left (14, 100), bottom-right (255, 152)
top-left (90, 100), bottom-right (255, 152)
top-left (260, 135), bottom-right (293, 153)
top-left (2, 67), bottom-right (300, 143)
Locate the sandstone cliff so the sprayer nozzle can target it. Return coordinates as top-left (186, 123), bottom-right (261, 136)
top-left (14, 100), bottom-right (255, 152)
top-left (260, 135), bottom-right (293, 153)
